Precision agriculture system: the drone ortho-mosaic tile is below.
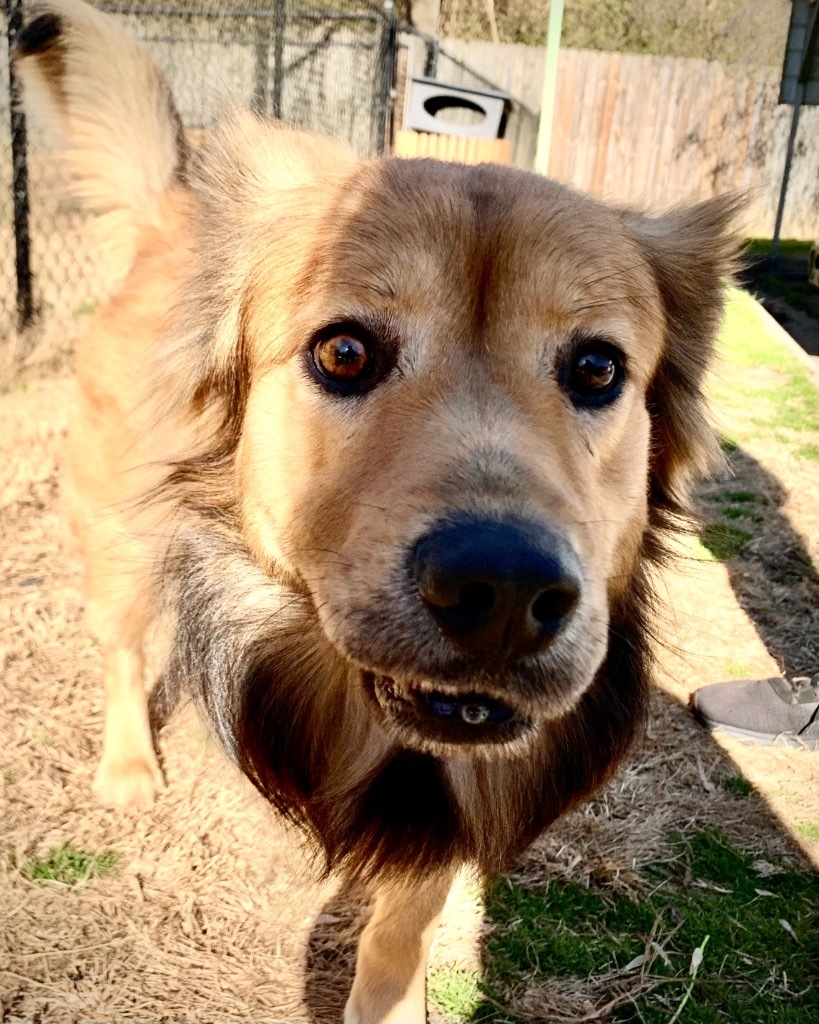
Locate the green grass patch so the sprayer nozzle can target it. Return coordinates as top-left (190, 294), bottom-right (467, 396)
top-left (21, 843), bottom-right (120, 887)
top-left (707, 492), bottom-right (764, 523)
top-left (4, 376), bottom-right (29, 394)
top-left (699, 522), bottom-right (752, 561)
top-left (702, 292), bottom-right (819, 578)
top-left (429, 967), bottom-right (483, 1020)
top-left (720, 506), bottom-right (762, 522)
top-left (474, 829), bottom-right (819, 1024)
top-left (724, 662), bottom-right (755, 679)
top-left (721, 776), bottom-right (753, 797)
top-left (795, 823), bottom-right (819, 841)
top-left (745, 239), bottom-right (813, 258)
top-left (73, 299), bottom-right (97, 317)
top-left (712, 292), bottom-right (819, 444)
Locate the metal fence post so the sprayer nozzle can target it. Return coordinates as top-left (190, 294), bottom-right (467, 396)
top-left (252, 19), bottom-right (272, 114)
top-left (6, 0), bottom-right (34, 330)
top-left (377, 0), bottom-right (397, 154)
top-left (423, 37), bottom-right (439, 78)
top-left (271, 0), bottom-right (286, 119)
top-left (772, 81), bottom-right (804, 266)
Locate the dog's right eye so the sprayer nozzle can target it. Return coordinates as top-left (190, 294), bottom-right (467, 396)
top-left (307, 319), bottom-right (399, 397)
top-left (561, 339), bottom-right (626, 409)
top-left (315, 335), bottom-right (370, 380)
top-left (308, 329), bottom-right (377, 396)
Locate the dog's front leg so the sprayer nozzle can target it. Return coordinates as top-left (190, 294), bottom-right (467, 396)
top-left (344, 868), bottom-right (455, 1024)
top-left (93, 646), bottom-right (163, 808)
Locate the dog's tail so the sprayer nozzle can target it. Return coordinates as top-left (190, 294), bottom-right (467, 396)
top-left (14, 0), bottom-right (186, 239)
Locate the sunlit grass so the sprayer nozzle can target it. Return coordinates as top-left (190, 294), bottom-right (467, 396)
top-left (469, 831), bottom-right (818, 1024)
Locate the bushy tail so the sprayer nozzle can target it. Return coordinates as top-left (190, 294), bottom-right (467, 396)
top-left (14, 0), bottom-right (186, 237)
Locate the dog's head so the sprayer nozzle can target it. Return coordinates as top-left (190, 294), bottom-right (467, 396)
top-left (171, 114), bottom-right (739, 759)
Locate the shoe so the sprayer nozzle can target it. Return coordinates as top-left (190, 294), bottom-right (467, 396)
top-left (691, 675), bottom-right (819, 750)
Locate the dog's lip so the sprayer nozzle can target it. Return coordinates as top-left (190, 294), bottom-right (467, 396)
top-left (363, 672), bottom-right (534, 750)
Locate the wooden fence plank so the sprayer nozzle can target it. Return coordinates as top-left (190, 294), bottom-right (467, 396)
top-left (394, 130), bottom-right (511, 165)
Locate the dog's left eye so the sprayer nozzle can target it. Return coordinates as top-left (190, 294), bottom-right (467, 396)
top-left (563, 342), bottom-right (625, 408)
top-left (307, 320), bottom-right (398, 396)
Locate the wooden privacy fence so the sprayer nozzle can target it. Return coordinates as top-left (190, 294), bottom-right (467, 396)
top-left (435, 41), bottom-right (819, 239)
top-left (394, 130), bottom-right (511, 164)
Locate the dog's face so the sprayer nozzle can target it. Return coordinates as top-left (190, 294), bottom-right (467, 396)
top-left (186, 123), bottom-right (736, 756)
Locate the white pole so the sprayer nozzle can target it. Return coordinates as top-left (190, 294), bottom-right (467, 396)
top-left (535, 0), bottom-right (565, 176)
top-left (772, 81), bottom-right (804, 265)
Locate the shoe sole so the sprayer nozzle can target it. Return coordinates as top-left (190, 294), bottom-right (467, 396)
top-left (696, 716), bottom-right (819, 751)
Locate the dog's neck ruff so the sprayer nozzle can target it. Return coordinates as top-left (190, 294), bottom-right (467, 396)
top-left (164, 523), bottom-right (650, 883)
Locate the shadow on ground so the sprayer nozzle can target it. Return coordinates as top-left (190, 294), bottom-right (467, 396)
top-left (699, 444), bottom-right (819, 676)
top-left (741, 253), bottom-right (819, 361)
top-left (303, 882), bottom-right (369, 1022)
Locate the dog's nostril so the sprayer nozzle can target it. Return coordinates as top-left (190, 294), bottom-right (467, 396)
top-left (531, 584), bottom-right (579, 627)
top-left (457, 581), bottom-right (495, 617)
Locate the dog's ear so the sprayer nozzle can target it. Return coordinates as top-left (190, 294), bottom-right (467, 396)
top-left (624, 195), bottom-right (745, 519)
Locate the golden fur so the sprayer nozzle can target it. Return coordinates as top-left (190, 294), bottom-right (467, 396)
top-left (16, 3), bottom-right (741, 1020)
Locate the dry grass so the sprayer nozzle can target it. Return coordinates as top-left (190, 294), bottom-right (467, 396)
top-left (1, 294), bottom-right (817, 1022)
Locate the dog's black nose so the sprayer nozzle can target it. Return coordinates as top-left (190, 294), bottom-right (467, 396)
top-left (413, 518), bottom-right (581, 664)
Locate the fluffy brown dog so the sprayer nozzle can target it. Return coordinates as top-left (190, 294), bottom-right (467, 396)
top-left (16, 2), bottom-right (740, 1020)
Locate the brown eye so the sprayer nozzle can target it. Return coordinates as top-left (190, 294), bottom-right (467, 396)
top-left (307, 320), bottom-right (398, 397)
top-left (314, 335), bottom-right (370, 381)
top-left (563, 342), bottom-right (625, 408)
top-left (573, 352), bottom-right (615, 391)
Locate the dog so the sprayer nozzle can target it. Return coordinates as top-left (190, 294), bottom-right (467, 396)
top-left (15, 2), bottom-right (740, 1020)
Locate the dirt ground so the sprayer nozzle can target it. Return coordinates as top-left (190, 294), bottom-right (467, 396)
top-left (1, 307), bottom-right (818, 1022)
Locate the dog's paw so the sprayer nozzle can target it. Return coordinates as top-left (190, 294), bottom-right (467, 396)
top-left (343, 995), bottom-right (427, 1024)
top-left (93, 755), bottom-right (164, 809)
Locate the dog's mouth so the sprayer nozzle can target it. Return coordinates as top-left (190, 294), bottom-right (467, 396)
top-left (363, 672), bottom-right (535, 752)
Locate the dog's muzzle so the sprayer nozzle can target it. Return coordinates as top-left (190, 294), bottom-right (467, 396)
top-left (359, 516), bottom-right (583, 751)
